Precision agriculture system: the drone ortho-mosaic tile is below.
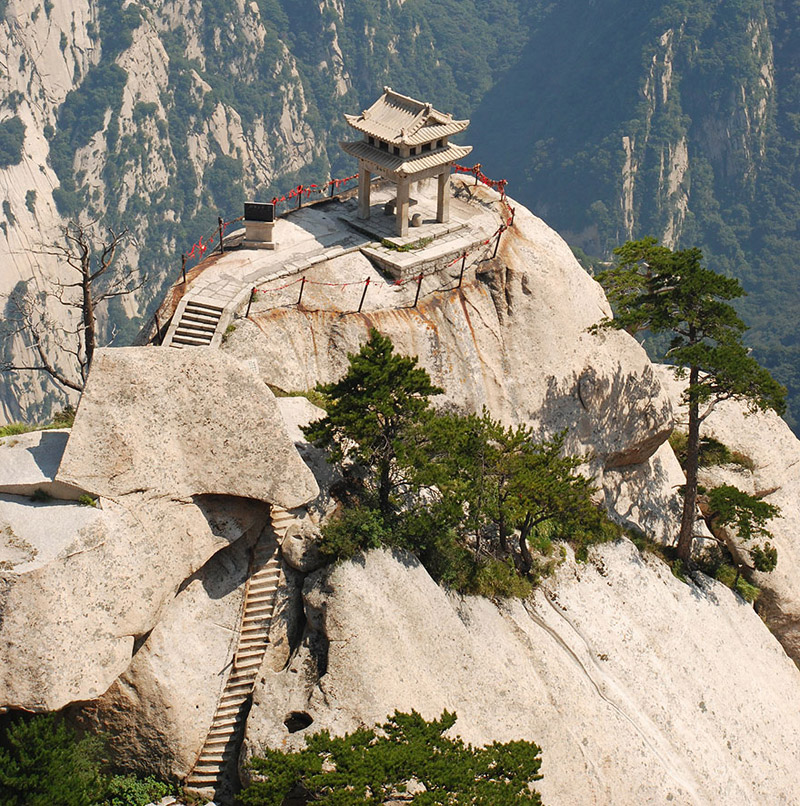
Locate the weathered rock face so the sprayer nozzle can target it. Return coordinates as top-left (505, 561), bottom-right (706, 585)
top-left (243, 546), bottom-right (800, 806)
top-left (57, 347), bottom-right (318, 507)
top-left (655, 365), bottom-right (800, 667)
top-left (0, 346), bottom-right (321, 712)
top-left (77, 530), bottom-right (261, 780)
top-left (601, 441), bottom-right (686, 546)
top-left (223, 199), bottom-right (674, 484)
top-left (0, 490), bottom-right (266, 711)
top-left (0, 429), bottom-right (85, 500)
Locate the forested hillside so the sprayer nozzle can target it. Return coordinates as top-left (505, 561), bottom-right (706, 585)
top-left (471, 0), bottom-right (800, 430)
top-left (0, 0), bottom-right (798, 429)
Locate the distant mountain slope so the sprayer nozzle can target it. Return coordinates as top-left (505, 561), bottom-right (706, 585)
top-left (0, 0), bottom-right (797, 430)
top-left (469, 0), bottom-right (800, 431)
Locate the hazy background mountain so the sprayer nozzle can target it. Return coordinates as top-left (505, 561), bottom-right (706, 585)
top-left (0, 0), bottom-right (797, 430)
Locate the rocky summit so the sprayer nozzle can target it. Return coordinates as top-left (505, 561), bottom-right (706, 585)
top-left (1, 176), bottom-right (799, 805)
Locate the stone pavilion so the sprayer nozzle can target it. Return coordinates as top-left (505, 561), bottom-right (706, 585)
top-left (340, 87), bottom-right (473, 236)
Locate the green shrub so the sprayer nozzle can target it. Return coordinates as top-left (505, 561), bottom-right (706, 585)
top-left (669, 430), bottom-right (755, 471)
top-left (471, 557), bottom-right (533, 599)
top-left (0, 116), bottom-right (25, 168)
top-left (0, 407), bottom-right (75, 438)
top-left (751, 541), bottom-right (778, 573)
top-left (241, 710), bottom-right (543, 805)
top-left (0, 422), bottom-right (34, 437)
top-left (0, 713), bottom-right (173, 806)
top-left (51, 406), bottom-right (76, 428)
top-left (98, 774), bottom-right (172, 806)
top-left (318, 506), bottom-right (389, 560)
top-left (78, 494), bottom-right (98, 508)
top-left (0, 713), bottom-right (104, 806)
top-left (715, 563), bottom-right (761, 602)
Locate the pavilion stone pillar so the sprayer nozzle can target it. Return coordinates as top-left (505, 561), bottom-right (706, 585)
top-left (358, 163), bottom-right (371, 220)
top-left (341, 88), bottom-right (473, 236)
top-left (436, 168), bottom-right (451, 224)
top-left (395, 176), bottom-right (410, 237)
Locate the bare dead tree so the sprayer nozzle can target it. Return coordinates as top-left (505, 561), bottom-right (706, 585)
top-left (1, 220), bottom-right (143, 393)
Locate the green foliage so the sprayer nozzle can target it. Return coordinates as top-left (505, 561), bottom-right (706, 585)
top-left (97, 774), bottom-right (172, 806)
top-left (751, 541), bottom-right (778, 573)
top-left (595, 238), bottom-right (785, 561)
top-left (0, 116), bottom-right (25, 167)
top-left (0, 422), bottom-right (33, 437)
top-left (318, 506), bottom-right (390, 560)
top-left (404, 411), bottom-right (616, 573)
top-left (0, 714), bottom-right (173, 806)
top-left (381, 235), bottom-right (434, 252)
top-left (471, 556), bottom-right (535, 599)
top-left (51, 405), bottom-right (76, 428)
top-left (669, 430), bottom-right (755, 471)
top-left (714, 563), bottom-right (761, 602)
top-left (78, 494), bottom-right (98, 508)
top-left (25, 189), bottom-right (36, 214)
top-left (0, 713), bottom-right (105, 806)
top-left (706, 484), bottom-right (780, 544)
top-left (241, 710), bottom-right (544, 805)
top-left (303, 328), bottom-right (443, 516)
top-left (309, 332), bottom-right (614, 595)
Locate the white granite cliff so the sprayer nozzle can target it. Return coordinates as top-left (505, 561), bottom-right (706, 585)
top-left (0, 189), bottom-right (798, 805)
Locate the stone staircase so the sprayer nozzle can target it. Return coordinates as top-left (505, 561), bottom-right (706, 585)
top-left (184, 505), bottom-right (305, 799)
top-left (166, 300), bottom-right (224, 348)
top-left (184, 534), bottom-right (281, 796)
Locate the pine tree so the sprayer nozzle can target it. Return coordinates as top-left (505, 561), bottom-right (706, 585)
top-left (303, 328), bottom-right (443, 516)
top-left (594, 238), bottom-right (786, 562)
top-left (240, 710), bottom-right (544, 805)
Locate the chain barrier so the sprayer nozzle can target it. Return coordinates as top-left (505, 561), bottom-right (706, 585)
top-left (177, 173), bottom-right (360, 282)
top-left (270, 173), bottom-right (359, 215)
top-left (182, 164), bottom-right (515, 321)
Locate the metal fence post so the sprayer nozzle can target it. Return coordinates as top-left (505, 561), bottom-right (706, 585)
top-left (458, 252), bottom-right (467, 288)
top-left (413, 273), bottom-right (423, 307)
top-left (297, 277), bottom-right (306, 306)
top-left (493, 225), bottom-right (506, 259)
top-left (358, 277), bottom-right (370, 313)
top-left (218, 217), bottom-right (224, 253)
top-left (245, 288), bottom-right (255, 318)
top-left (181, 254), bottom-right (187, 284)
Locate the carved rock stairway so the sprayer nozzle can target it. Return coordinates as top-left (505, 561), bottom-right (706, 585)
top-left (184, 506), bottom-right (303, 798)
top-left (184, 535), bottom-right (281, 796)
top-left (168, 300), bottom-right (224, 348)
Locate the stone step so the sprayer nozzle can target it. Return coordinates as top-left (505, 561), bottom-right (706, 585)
top-left (245, 594), bottom-right (276, 606)
top-left (234, 647), bottom-right (264, 664)
top-left (175, 318), bottom-right (217, 336)
top-left (248, 581), bottom-right (279, 592)
top-left (248, 581), bottom-right (279, 594)
top-left (241, 623), bottom-right (270, 635)
top-left (185, 774), bottom-right (219, 786)
top-left (172, 334), bottom-right (212, 346)
top-left (228, 668), bottom-right (258, 682)
top-left (182, 310), bottom-right (221, 324)
top-left (176, 324), bottom-right (214, 337)
top-left (207, 716), bottom-right (241, 731)
top-left (185, 300), bottom-right (224, 314)
top-left (176, 327), bottom-right (215, 340)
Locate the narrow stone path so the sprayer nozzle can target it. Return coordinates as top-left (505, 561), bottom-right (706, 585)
top-left (184, 505), bottom-right (301, 799)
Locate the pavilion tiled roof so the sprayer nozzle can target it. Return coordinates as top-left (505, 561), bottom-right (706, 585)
top-left (339, 139), bottom-right (473, 176)
top-left (344, 87), bottom-right (469, 146)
